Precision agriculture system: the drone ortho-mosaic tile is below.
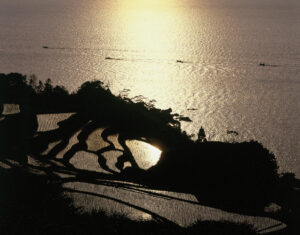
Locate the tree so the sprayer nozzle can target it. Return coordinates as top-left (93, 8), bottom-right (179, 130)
top-left (44, 78), bottom-right (53, 94)
top-left (28, 74), bottom-right (37, 90)
top-left (197, 126), bottom-right (207, 143)
top-left (36, 81), bottom-right (44, 93)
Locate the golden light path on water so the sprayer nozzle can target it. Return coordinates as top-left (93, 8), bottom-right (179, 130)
top-left (113, 0), bottom-right (183, 53)
top-left (108, 0), bottom-right (182, 167)
top-left (93, 0), bottom-right (207, 135)
top-left (102, 0), bottom-right (202, 132)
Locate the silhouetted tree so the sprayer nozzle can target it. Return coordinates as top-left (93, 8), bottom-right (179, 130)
top-left (44, 78), bottom-right (53, 94)
top-left (28, 74), bottom-right (37, 90)
top-left (197, 126), bottom-right (207, 142)
top-left (52, 85), bottom-right (68, 95)
top-left (36, 80), bottom-right (44, 93)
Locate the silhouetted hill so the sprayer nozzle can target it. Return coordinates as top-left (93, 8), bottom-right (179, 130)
top-left (1, 73), bottom-right (299, 234)
top-left (144, 141), bottom-right (279, 214)
top-left (0, 168), bottom-right (257, 235)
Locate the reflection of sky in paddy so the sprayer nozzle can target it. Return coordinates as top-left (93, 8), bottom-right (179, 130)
top-left (69, 130), bottom-right (162, 172)
top-left (36, 113), bottom-right (162, 172)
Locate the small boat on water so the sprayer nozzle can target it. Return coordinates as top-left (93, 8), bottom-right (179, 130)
top-left (105, 56), bottom-right (123, 61)
top-left (259, 62), bottom-right (279, 67)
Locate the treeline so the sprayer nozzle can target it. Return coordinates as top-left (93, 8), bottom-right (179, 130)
top-left (0, 73), bottom-right (191, 127)
top-left (0, 72), bottom-right (194, 148)
top-left (0, 73), bottom-right (72, 113)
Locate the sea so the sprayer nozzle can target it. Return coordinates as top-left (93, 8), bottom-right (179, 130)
top-left (0, 0), bottom-right (299, 230)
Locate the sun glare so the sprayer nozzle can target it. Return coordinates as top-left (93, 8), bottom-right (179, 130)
top-left (126, 140), bottom-right (162, 169)
top-left (112, 0), bottom-right (182, 55)
top-left (147, 143), bottom-right (162, 162)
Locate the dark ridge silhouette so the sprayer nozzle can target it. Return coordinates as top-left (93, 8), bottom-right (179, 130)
top-left (0, 112), bottom-right (37, 164)
top-left (0, 103), bottom-right (3, 116)
top-left (0, 73), bottom-right (74, 114)
top-left (142, 141), bottom-right (279, 214)
top-left (0, 73), bottom-right (299, 234)
top-left (0, 167), bottom-right (258, 235)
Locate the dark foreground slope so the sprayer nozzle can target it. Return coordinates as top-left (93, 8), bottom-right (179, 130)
top-left (0, 167), bottom-right (257, 235)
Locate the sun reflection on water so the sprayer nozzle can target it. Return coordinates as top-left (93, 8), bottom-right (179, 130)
top-left (126, 140), bottom-right (162, 169)
top-left (104, 0), bottom-right (191, 110)
top-left (112, 0), bottom-right (183, 53)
